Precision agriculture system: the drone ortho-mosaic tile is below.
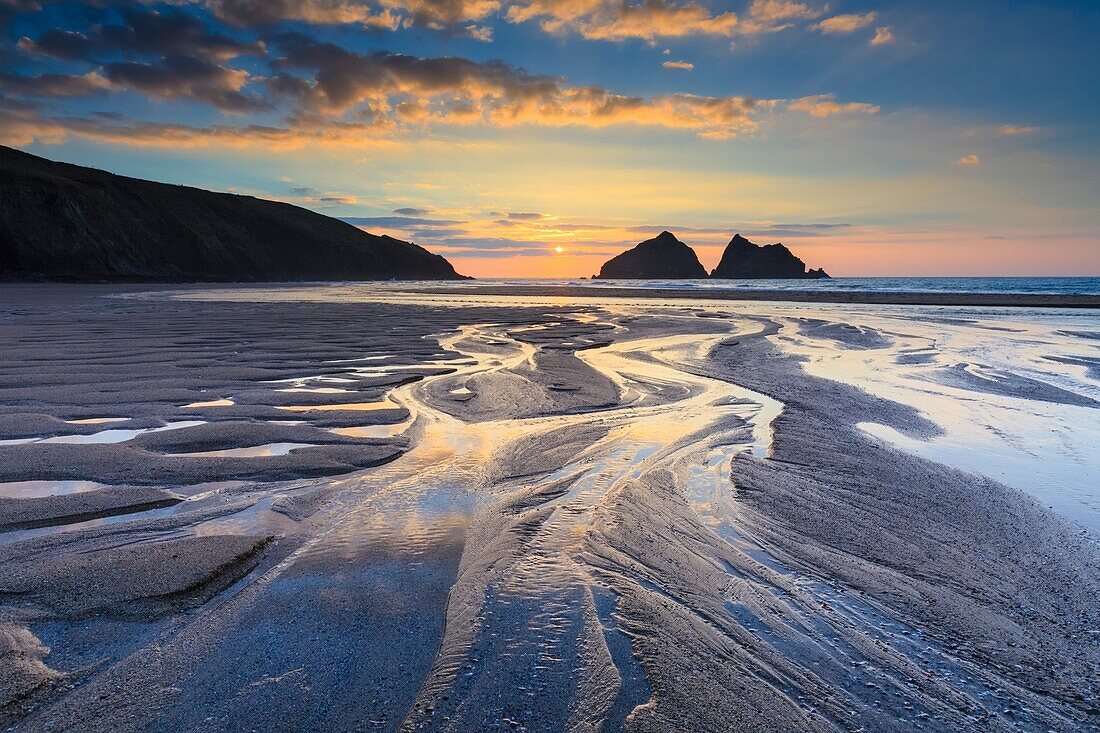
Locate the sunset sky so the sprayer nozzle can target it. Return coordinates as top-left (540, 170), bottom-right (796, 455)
top-left (3, 0), bottom-right (1098, 277)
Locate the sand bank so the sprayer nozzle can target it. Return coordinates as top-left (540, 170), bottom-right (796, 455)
top-left (0, 284), bottom-right (1096, 732)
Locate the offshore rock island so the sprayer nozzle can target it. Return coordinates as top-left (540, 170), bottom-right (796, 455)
top-left (596, 231), bottom-right (708, 279)
top-left (711, 234), bottom-right (830, 279)
top-left (597, 232), bottom-right (830, 280)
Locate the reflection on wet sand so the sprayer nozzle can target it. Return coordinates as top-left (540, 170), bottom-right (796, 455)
top-left (168, 442), bottom-right (317, 458)
top-left (0, 480), bottom-right (107, 499)
top-left (276, 400), bottom-right (397, 412)
top-left (184, 398), bottom-right (235, 408)
top-left (2, 285), bottom-right (1096, 733)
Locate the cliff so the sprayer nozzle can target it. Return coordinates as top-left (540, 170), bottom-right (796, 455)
top-left (0, 146), bottom-right (464, 282)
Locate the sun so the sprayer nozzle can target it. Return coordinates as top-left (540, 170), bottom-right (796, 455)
top-left (554, 246), bottom-right (565, 254)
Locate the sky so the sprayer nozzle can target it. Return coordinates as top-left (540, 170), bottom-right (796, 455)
top-left (2, 0), bottom-right (1098, 278)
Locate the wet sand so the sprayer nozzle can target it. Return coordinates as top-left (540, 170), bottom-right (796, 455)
top-left (0, 284), bottom-right (1097, 732)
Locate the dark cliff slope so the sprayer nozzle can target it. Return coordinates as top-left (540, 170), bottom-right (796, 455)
top-left (596, 231), bottom-right (707, 279)
top-left (0, 146), bottom-right (464, 282)
top-left (711, 234), bottom-right (829, 279)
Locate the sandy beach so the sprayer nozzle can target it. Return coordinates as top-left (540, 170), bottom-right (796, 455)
top-left (1, 283), bottom-right (1097, 733)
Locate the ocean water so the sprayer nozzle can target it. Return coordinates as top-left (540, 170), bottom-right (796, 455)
top-left (437, 276), bottom-right (1100, 296)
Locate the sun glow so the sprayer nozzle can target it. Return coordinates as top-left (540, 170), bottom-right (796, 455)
top-left (554, 246), bottom-right (565, 253)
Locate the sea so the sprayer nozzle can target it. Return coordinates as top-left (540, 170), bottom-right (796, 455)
top-left (435, 276), bottom-right (1100, 296)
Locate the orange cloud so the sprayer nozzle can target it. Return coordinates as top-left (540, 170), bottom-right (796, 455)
top-left (870, 25), bottom-right (895, 45)
top-left (788, 94), bottom-right (879, 117)
top-left (813, 12), bottom-right (876, 34)
top-left (268, 40), bottom-right (788, 137)
top-left (998, 124), bottom-right (1039, 136)
top-left (505, 0), bottom-right (740, 41)
top-left (0, 105), bottom-right (399, 150)
top-left (207, 0), bottom-right (400, 29)
top-left (738, 0), bottom-right (822, 34)
top-left (957, 154), bottom-right (981, 166)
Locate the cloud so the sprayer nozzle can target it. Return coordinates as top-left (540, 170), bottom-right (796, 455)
top-left (0, 104), bottom-right (397, 149)
top-left (813, 12), bottom-right (876, 35)
top-left (869, 25), bottom-right (894, 46)
top-left (788, 94), bottom-right (879, 117)
top-left (394, 206), bottom-right (431, 215)
top-left (662, 60), bottom-right (693, 70)
top-left (957, 154), bottom-right (981, 166)
top-left (267, 37), bottom-right (779, 138)
top-left (343, 215), bottom-right (467, 227)
top-left (18, 7), bottom-right (264, 63)
top-left (205, 0), bottom-right (497, 38)
top-left (0, 0), bottom-right (40, 31)
top-left (289, 185), bottom-right (358, 204)
top-left (503, 0), bottom-right (828, 42)
top-left (0, 71), bottom-right (112, 97)
top-left (17, 29), bottom-right (93, 61)
top-left (998, 124), bottom-right (1039, 136)
top-left (504, 0), bottom-right (741, 42)
top-left (434, 235), bottom-right (623, 257)
top-left (507, 211), bottom-right (544, 219)
top-left (105, 55), bottom-right (268, 112)
top-left (741, 0), bottom-right (821, 33)
top-left (206, 0), bottom-right (399, 29)
top-left (381, 0), bottom-right (498, 38)
top-left (11, 7), bottom-right (268, 112)
top-left (5, 19), bottom-right (880, 146)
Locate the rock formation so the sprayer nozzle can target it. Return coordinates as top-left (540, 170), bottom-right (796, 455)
top-left (596, 231), bottom-right (707, 279)
top-left (0, 146), bottom-right (465, 282)
top-left (711, 234), bottom-right (829, 279)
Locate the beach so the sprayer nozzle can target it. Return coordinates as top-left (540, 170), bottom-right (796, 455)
top-left (1, 283), bottom-right (1097, 733)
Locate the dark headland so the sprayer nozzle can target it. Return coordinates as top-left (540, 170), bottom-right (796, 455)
top-left (0, 146), bottom-right (464, 282)
top-left (597, 231), bottom-right (829, 280)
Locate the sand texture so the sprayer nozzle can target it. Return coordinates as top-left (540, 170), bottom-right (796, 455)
top-left (0, 284), bottom-right (1096, 733)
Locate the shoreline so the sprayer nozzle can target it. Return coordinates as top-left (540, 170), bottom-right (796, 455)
top-left (3, 281), bottom-right (1099, 309)
top-left (416, 284), bottom-right (1100, 308)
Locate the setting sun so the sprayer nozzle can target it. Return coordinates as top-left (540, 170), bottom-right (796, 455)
top-left (554, 246), bottom-right (565, 254)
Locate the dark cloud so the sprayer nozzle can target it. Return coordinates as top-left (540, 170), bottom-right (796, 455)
top-left (9, 6), bottom-right (268, 112)
top-left (206, 0), bottom-right (397, 29)
top-left (101, 6), bottom-right (265, 60)
top-left (268, 34), bottom-right (560, 114)
top-left (436, 237), bottom-right (623, 258)
top-left (105, 54), bottom-right (269, 112)
top-left (18, 6), bottom-right (264, 62)
top-left (438, 248), bottom-right (542, 259)
top-left (0, 70), bottom-right (109, 97)
top-left (0, 0), bottom-right (40, 31)
top-left (17, 29), bottom-right (93, 61)
top-left (507, 211), bottom-right (543, 220)
top-left (393, 207), bottom-right (430, 215)
top-left (624, 223), bottom-right (853, 239)
top-left (343, 215), bottom-right (466, 227)
top-left (768, 223), bottom-right (852, 231)
top-left (3, 5), bottom-right (867, 140)
top-left (204, 0), bottom-right (493, 40)
top-left (407, 227), bottom-right (469, 238)
top-left (737, 229), bottom-right (836, 239)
